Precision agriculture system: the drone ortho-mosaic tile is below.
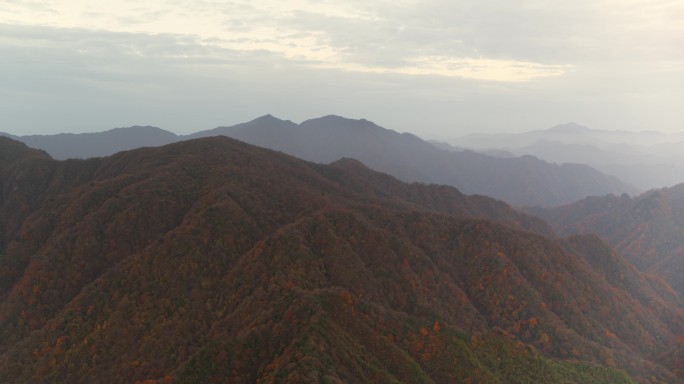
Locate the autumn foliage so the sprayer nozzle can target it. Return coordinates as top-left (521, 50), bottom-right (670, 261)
top-left (0, 136), bottom-right (681, 383)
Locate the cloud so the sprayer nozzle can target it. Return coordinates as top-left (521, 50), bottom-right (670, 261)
top-left (314, 56), bottom-right (571, 82)
top-left (0, 0), bottom-right (579, 82)
top-left (0, 1), bottom-right (683, 136)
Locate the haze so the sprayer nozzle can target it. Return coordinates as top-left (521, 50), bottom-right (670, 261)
top-left (3, 3), bottom-right (684, 381)
top-left (1, 0), bottom-right (683, 138)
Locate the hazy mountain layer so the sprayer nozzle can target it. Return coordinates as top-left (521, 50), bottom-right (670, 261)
top-left (507, 141), bottom-right (684, 190)
top-left (195, 115), bottom-right (635, 207)
top-left (453, 123), bottom-right (684, 190)
top-left (0, 127), bottom-right (179, 160)
top-left (3, 115), bottom-right (636, 207)
top-left (0, 136), bottom-right (682, 383)
top-left (455, 122), bottom-right (684, 149)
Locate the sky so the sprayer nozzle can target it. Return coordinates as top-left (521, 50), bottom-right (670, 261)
top-left (1, 0), bottom-right (683, 139)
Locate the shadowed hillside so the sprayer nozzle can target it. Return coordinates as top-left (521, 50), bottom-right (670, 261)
top-left (0, 136), bottom-right (681, 383)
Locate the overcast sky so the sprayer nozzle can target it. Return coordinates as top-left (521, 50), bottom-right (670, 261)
top-left (1, 0), bottom-right (683, 139)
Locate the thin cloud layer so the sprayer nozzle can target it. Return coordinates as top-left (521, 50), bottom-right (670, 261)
top-left (0, 0), bottom-right (579, 81)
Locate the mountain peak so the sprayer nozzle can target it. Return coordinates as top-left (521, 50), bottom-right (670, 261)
top-left (249, 114), bottom-right (288, 124)
top-left (105, 125), bottom-right (177, 137)
top-left (303, 115), bottom-right (373, 125)
top-left (301, 115), bottom-right (387, 134)
top-left (313, 114), bottom-right (351, 121)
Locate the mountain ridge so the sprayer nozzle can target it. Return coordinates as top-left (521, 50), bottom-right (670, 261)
top-left (2, 115), bottom-right (636, 207)
top-left (453, 123), bottom-right (684, 189)
top-left (2, 126), bottom-right (178, 160)
top-left (527, 183), bottom-right (684, 296)
top-left (0, 135), bottom-right (681, 383)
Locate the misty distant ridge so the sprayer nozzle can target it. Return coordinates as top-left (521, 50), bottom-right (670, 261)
top-left (454, 122), bottom-right (684, 190)
top-left (0, 126), bottom-right (178, 160)
top-left (544, 122), bottom-right (594, 133)
top-left (543, 121), bottom-right (666, 136)
top-left (457, 122), bottom-right (684, 149)
top-left (2, 115), bottom-right (637, 207)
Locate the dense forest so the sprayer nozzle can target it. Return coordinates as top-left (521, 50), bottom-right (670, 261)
top-left (0, 136), bottom-right (682, 383)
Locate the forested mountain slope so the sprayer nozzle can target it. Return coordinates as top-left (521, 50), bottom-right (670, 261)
top-left (0, 136), bottom-right (681, 383)
top-left (528, 184), bottom-right (684, 296)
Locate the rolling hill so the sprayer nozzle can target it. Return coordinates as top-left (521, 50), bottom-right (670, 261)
top-left (0, 136), bottom-right (682, 383)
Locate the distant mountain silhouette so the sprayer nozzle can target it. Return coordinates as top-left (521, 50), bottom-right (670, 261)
top-left (454, 123), bottom-right (684, 190)
top-left (0, 135), bottom-right (682, 382)
top-left (191, 115), bottom-right (635, 207)
top-left (527, 184), bottom-right (684, 296)
top-left (1, 126), bottom-right (178, 160)
top-left (3, 115), bottom-right (636, 207)
top-left (456, 122), bottom-right (683, 149)
top-left (508, 141), bottom-right (684, 190)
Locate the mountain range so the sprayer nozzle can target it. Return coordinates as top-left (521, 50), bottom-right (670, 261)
top-left (1, 115), bottom-right (636, 207)
top-left (454, 123), bottom-right (684, 190)
top-left (0, 136), bottom-right (682, 383)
